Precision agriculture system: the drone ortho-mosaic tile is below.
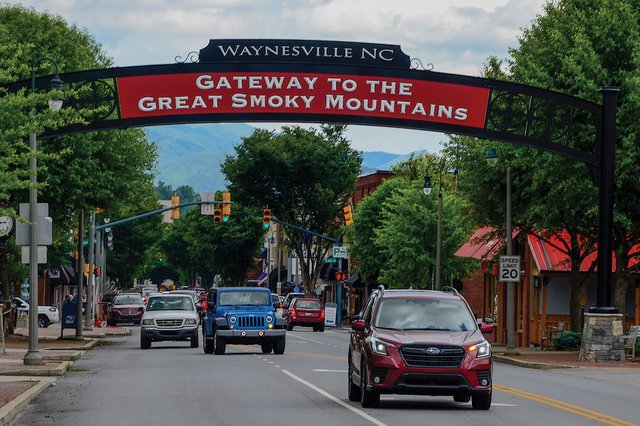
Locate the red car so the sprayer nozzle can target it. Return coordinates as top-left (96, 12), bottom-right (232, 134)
top-left (107, 293), bottom-right (145, 326)
top-left (348, 286), bottom-right (493, 409)
top-left (285, 298), bottom-right (325, 332)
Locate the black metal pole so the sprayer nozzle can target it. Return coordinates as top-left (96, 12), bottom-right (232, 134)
top-left (591, 87), bottom-right (619, 313)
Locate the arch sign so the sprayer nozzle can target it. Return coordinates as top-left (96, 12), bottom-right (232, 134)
top-left (6, 39), bottom-right (618, 311)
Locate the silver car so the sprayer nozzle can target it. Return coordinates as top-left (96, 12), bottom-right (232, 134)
top-left (140, 294), bottom-right (199, 349)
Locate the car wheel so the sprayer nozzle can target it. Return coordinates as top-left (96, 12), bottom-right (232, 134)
top-left (347, 354), bottom-right (361, 401)
top-left (472, 391), bottom-right (492, 410)
top-left (318, 325), bottom-right (325, 332)
top-left (273, 335), bottom-right (286, 355)
top-left (140, 334), bottom-right (151, 349)
top-left (37, 315), bottom-right (49, 328)
top-left (190, 332), bottom-right (199, 348)
top-left (203, 330), bottom-right (214, 354)
top-left (313, 326), bottom-right (318, 332)
top-left (213, 328), bottom-right (226, 355)
top-left (261, 342), bottom-right (273, 353)
top-left (454, 394), bottom-right (471, 403)
top-left (286, 323), bottom-right (293, 331)
top-left (360, 361), bottom-right (379, 408)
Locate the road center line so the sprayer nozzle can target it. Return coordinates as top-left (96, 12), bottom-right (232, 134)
top-left (494, 384), bottom-right (637, 426)
top-left (313, 369), bottom-right (348, 373)
top-left (282, 369), bottom-right (387, 426)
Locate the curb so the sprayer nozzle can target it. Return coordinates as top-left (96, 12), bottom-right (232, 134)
top-left (0, 379), bottom-right (53, 425)
top-left (493, 355), bottom-right (576, 369)
top-left (0, 361), bottom-right (72, 377)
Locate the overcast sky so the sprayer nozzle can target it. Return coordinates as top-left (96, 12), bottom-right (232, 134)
top-left (11, 0), bottom-right (547, 154)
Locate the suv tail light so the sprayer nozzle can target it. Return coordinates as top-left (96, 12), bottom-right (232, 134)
top-left (291, 308), bottom-right (297, 318)
top-left (320, 308), bottom-right (325, 318)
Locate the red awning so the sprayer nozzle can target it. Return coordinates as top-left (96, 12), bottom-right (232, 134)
top-left (528, 231), bottom-right (640, 272)
top-left (454, 226), bottom-right (516, 260)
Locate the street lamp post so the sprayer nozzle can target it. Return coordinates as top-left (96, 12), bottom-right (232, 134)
top-left (24, 58), bottom-right (63, 366)
top-left (486, 148), bottom-right (516, 353)
top-left (422, 174), bottom-right (443, 291)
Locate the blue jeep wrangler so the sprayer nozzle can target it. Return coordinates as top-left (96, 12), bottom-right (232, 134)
top-left (202, 287), bottom-right (286, 355)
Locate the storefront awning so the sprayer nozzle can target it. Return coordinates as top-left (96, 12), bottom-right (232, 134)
top-left (454, 227), bottom-right (511, 260)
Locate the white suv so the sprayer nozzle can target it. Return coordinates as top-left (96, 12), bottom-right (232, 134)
top-left (140, 294), bottom-right (199, 349)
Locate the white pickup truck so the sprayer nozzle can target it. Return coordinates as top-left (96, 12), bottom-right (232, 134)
top-left (12, 296), bottom-right (60, 328)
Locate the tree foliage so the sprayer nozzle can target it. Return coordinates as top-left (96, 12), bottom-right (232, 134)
top-left (222, 125), bottom-right (361, 294)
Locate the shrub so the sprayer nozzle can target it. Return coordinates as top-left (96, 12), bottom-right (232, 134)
top-left (552, 331), bottom-right (582, 350)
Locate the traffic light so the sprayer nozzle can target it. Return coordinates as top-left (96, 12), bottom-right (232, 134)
top-left (334, 271), bottom-right (347, 281)
top-left (222, 192), bottom-right (231, 222)
top-left (342, 204), bottom-right (353, 226)
top-left (262, 209), bottom-right (271, 230)
top-left (170, 195), bottom-right (180, 220)
top-left (213, 208), bottom-right (222, 223)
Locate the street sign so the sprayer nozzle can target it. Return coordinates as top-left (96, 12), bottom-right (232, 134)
top-left (15, 217), bottom-right (52, 246)
top-left (20, 246), bottom-right (47, 264)
top-left (201, 192), bottom-right (216, 215)
top-left (325, 257), bottom-right (338, 263)
top-left (499, 255), bottom-right (521, 282)
top-left (332, 246), bottom-right (348, 258)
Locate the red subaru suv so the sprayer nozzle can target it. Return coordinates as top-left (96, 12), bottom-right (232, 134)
top-left (348, 286), bottom-right (493, 409)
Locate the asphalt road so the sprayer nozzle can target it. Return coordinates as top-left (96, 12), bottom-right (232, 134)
top-left (13, 326), bottom-right (640, 426)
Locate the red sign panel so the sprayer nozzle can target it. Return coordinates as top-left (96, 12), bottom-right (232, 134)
top-left (117, 72), bottom-right (489, 128)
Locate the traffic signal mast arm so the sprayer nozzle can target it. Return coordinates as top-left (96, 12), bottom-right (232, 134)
top-left (94, 201), bottom-right (228, 232)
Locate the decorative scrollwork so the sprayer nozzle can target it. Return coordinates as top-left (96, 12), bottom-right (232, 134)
top-left (410, 58), bottom-right (434, 71)
top-left (67, 79), bottom-right (117, 120)
top-left (174, 51), bottom-right (199, 63)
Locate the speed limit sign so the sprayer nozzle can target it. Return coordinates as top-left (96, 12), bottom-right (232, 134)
top-left (499, 255), bottom-right (520, 282)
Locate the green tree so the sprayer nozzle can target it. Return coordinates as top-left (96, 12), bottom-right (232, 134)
top-left (502, 0), bottom-right (640, 322)
top-left (222, 125), bottom-right (361, 294)
top-left (347, 178), bottom-right (412, 286)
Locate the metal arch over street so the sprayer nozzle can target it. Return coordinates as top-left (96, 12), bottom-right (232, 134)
top-left (4, 39), bottom-right (617, 311)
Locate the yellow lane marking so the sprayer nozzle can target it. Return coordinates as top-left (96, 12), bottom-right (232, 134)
top-left (495, 384), bottom-right (638, 426)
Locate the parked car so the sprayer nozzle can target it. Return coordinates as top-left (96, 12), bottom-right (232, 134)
top-left (140, 294), bottom-right (199, 349)
top-left (106, 293), bottom-right (145, 326)
top-left (271, 293), bottom-right (284, 317)
top-left (282, 292), bottom-right (305, 309)
top-left (12, 296), bottom-right (59, 328)
top-left (284, 298), bottom-right (324, 332)
top-left (348, 286), bottom-right (494, 409)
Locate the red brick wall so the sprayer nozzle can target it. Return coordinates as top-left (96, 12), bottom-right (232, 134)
top-left (460, 269), bottom-right (485, 318)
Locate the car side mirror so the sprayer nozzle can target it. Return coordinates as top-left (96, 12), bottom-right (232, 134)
top-left (480, 323), bottom-right (494, 334)
top-left (273, 302), bottom-right (280, 310)
top-left (351, 320), bottom-right (365, 331)
top-left (352, 314), bottom-right (363, 322)
top-left (138, 306), bottom-right (144, 312)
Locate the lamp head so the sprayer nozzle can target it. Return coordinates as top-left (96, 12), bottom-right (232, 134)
top-left (485, 148), bottom-right (498, 166)
top-left (48, 74), bottom-right (64, 111)
top-left (422, 175), bottom-right (433, 195)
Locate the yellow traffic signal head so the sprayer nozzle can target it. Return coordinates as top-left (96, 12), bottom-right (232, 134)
top-left (222, 192), bottom-right (231, 222)
top-left (263, 209), bottom-right (271, 229)
top-left (343, 205), bottom-right (353, 226)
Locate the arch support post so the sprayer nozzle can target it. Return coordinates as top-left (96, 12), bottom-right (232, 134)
top-left (591, 87), bottom-right (619, 314)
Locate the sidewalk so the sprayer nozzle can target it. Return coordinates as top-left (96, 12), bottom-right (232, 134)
top-left (492, 345), bottom-right (640, 369)
top-left (0, 323), bottom-right (130, 425)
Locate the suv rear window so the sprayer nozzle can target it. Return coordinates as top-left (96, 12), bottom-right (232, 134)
top-left (295, 299), bottom-right (321, 309)
top-left (374, 298), bottom-right (476, 332)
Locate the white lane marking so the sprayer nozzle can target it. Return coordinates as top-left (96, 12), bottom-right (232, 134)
top-left (282, 370), bottom-right (388, 426)
top-left (491, 403), bottom-right (518, 407)
top-left (268, 361), bottom-right (275, 364)
top-left (274, 365), bottom-right (280, 368)
top-left (288, 333), bottom-right (325, 344)
top-left (313, 369), bottom-right (348, 373)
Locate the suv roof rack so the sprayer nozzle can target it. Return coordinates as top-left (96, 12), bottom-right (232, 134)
top-left (376, 284), bottom-right (385, 295)
top-left (441, 286), bottom-right (461, 297)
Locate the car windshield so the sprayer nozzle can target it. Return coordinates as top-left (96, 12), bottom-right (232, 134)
top-left (271, 294), bottom-right (279, 303)
top-left (295, 299), bottom-right (321, 309)
top-left (147, 296), bottom-right (194, 311)
top-left (219, 291), bottom-right (270, 306)
top-left (114, 295), bottom-right (142, 305)
top-left (170, 290), bottom-right (197, 301)
top-left (374, 298), bottom-right (476, 332)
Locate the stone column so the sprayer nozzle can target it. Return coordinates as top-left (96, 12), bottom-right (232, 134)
top-left (579, 313), bottom-right (625, 362)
